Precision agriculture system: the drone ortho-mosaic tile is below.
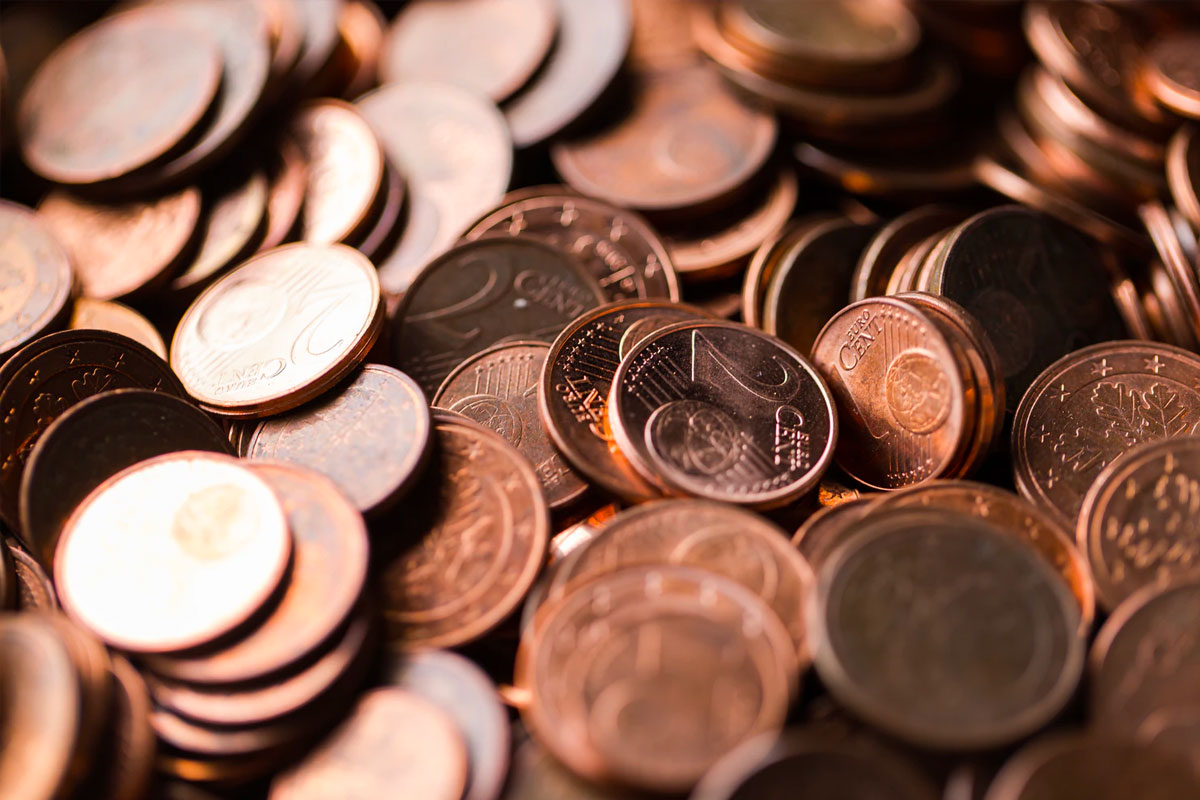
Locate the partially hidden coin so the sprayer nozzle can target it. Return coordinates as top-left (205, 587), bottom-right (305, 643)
top-left (87, 655), bottom-right (156, 800)
top-left (1167, 126), bottom-right (1200, 231)
top-left (501, 734), bottom-right (637, 800)
top-left (0, 536), bottom-right (13, 609)
top-left (0, 200), bottom-right (73, 362)
top-left (1143, 33), bottom-right (1200, 120)
top-left (791, 496), bottom-right (874, 572)
top-left (741, 213), bottom-right (835, 328)
top-left (851, 205), bottom-right (964, 303)
top-left (9, 542), bottom-right (58, 610)
top-left (69, 298), bottom-right (167, 360)
top-left (259, 134), bottom-right (309, 252)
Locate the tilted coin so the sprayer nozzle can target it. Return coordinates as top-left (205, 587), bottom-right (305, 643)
top-left (69, 298), bottom-right (167, 360)
top-left (260, 134), bottom-right (309, 252)
top-left (355, 160), bottom-right (405, 263)
top-left (741, 213), bottom-right (833, 328)
top-left (333, 0), bottom-right (387, 100)
top-left (809, 508), bottom-right (1084, 750)
top-left (851, 205), bottom-right (964, 303)
top-left (0, 535), bottom-right (13, 609)
top-left (9, 542), bottom-right (58, 610)
top-left (435, 341), bottom-right (587, 509)
top-left (791, 496), bottom-right (874, 572)
top-left (1142, 200), bottom-right (1200, 344)
top-left (501, 734), bottom-right (638, 800)
top-left (19, 389), bottom-right (232, 568)
top-left (609, 320), bottom-right (837, 508)
top-left (171, 243), bottom-right (382, 417)
top-left (1167, 126), bottom-right (1200, 231)
top-left (55, 451), bottom-right (292, 652)
top-left (0, 200), bottom-right (73, 362)
top-left (87, 655), bottom-right (156, 800)
top-left (246, 364), bottom-right (432, 517)
top-left (289, 0), bottom-right (342, 92)
top-left (392, 238), bottom-right (604, 395)
top-left (1143, 32), bottom-right (1200, 120)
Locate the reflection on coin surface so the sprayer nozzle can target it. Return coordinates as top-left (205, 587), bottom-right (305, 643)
top-left (0, 201), bottom-right (73, 361)
top-left (69, 298), bottom-right (167, 359)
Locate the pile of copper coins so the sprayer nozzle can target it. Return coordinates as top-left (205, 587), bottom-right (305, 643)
top-left (5, 1), bottom-right (1200, 798)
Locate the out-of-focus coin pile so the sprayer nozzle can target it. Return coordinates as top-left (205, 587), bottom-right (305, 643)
top-left (3, 1), bottom-right (1200, 799)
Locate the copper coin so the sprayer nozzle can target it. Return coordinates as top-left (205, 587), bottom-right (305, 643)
top-left (151, 703), bottom-right (314, 760)
top-left (548, 498), bottom-right (813, 658)
top-left (1078, 438), bottom-right (1200, 610)
top-left (1167, 126), bottom-right (1200, 231)
top-left (19, 389), bottom-right (231, 568)
top-left (380, 419), bottom-right (549, 649)
top-left (0, 200), bottom-right (73, 362)
top-left (69, 298), bottom-right (167, 360)
top-left (246, 364), bottom-right (431, 517)
top-left (1143, 199), bottom-right (1200, 343)
top-left (629, 0), bottom-right (699, 71)
top-left (0, 536), bottom-right (13, 609)
top-left (260, 134), bottom-right (309, 252)
top-left (502, 734), bottom-right (636, 800)
top-left (551, 64), bottom-right (776, 212)
top-left (355, 160), bottom-right (405, 262)
top-left (392, 238), bottom-right (604, 395)
top-left (808, 508), bottom-right (1084, 749)
top-left (1143, 33), bottom-right (1200, 120)
top-left (88, 655), bottom-right (156, 800)
top-left (44, 614), bottom-right (114, 795)
top-left (385, 650), bottom-right (511, 800)
top-left (334, 0), bottom-right (386, 100)
top-left (434, 341), bottom-right (587, 510)
top-left (0, 329), bottom-right (186, 533)
top-left (983, 734), bottom-right (1200, 800)
top-left (381, 0), bottom-right (556, 102)
top-left (292, 99), bottom-right (384, 245)
top-left (541, 301), bottom-right (708, 501)
top-left (463, 187), bottom-right (680, 302)
top-left (38, 186), bottom-right (202, 301)
top-left (504, 0), bottom-right (632, 149)
top-left (355, 82), bottom-right (512, 294)
top-left (610, 319), bottom-right (837, 507)
top-left (741, 214), bottom-right (833, 328)
top-left (517, 563), bottom-right (795, 793)
top-left (55, 451), bottom-right (292, 653)
top-left (1011, 341), bottom-right (1200, 528)
top-left (270, 687), bottom-right (468, 800)
top-left (16, 7), bottom-right (221, 184)
top-left (9, 542), bottom-right (58, 610)
top-left (289, 0), bottom-right (342, 91)
top-left (170, 168), bottom-right (270, 299)
top-left (171, 243), bottom-right (382, 417)
top-left (851, 205), bottom-right (964, 303)
top-left (762, 216), bottom-right (878, 356)
top-left (791, 496), bottom-right (874, 572)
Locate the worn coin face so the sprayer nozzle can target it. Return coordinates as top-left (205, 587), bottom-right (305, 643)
top-left (809, 508), bottom-right (1084, 749)
top-left (552, 65), bottom-right (776, 211)
top-left (56, 452), bottom-right (292, 653)
top-left (1012, 341), bottom-right (1200, 528)
top-left (39, 186), bottom-right (202, 301)
top-left (435, 341), bottom-right (587, 510)
top-left (69, 298), bottom-right (167, 360)
top-left (356, 82), bottom-right (512, 294)
top-left (380, 420), bottom-right (549, 649)
top-left (19, 389), bottom-right (231, 568)
top-left (171, 169), bottom-right (270, 298)
top-left (518, 564), bottom-right (795, 793)
top-left (463, 188), bottom-right (680, 302)
top-left (0, 201), bottom-right (72, 361)
top-left (172, 243), bottom-right (382, 416)
top-left (247, 365), bottom-right (432, 517)
top-left (392, 238), bottom-right (604, 395)
top-left (16, 7), bottom-right (221, 183)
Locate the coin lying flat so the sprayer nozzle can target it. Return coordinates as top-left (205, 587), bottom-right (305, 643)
top-left (0, 201), bottom-right (73, 362)
top-left (55, 451), bottom-right (292, 653)
top-left (69, 298), bottom-right (167, 360)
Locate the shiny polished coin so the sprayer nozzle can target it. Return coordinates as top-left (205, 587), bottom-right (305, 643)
top-left (1077, 438), bottom-right (1200, 611)
top-left (1143, 33), bottom-right (1200, 120)
top-left (0, 330), bottom-right (187, 534)
top-left (385, 650), bottom-right (511, 800)
top-left (851, 205), bottom-right (964, 303)
top-left (541, 301), bottom-right (708, 501)
top-left (9, 543), bottom-right (58, 610)
top-left (610, 320), bottom-right (837, 508)
top-left (392, 238), bottom-right (604, 395)
top-left (1167, 126), bottom-right (1200, 231)
top-left (1011, 341), bottom-right (1200, 528)
top-left (39, 186), bottom-right (201, 301)
top-left (552, 64), bottom-right (776, 212)
top-left (55, 452), bottom-right (292, 652)
top-left (16, 7), bottom-right (221, 184)
top-left (435, 341), bottom-right (587, 510)
top-left (0, 201), bottom-right (73, 362)
top-left (380, 419), bottom-right (548, 649)
top-left (69, 298), bottom-right (167, 360)
top-left (381, 0), bottom-right (556, 102)
top-left (292, 99), bottom-right (384, 245)
top-left (809, 508), bottom-right (1084, 749)
top-left (89, 655), bottom-right (156, 800)
top-left (19, 389), bottom-right (231, 568)
top-left (269, 688), bottom-right (469, 800)
top-left (517, 564), bottom-right (795, 793)
top-left (356, 81), bottom-right (512, 294)
top-left (463, 188), bottom-right (680, 302)
top-left (1142, 200), bottom-right (1200, 344)
top-left (504, 0), bottom-right (632, 149)
top-left (171, 243), bottom-right (382, 417)
top-left (170, 168), bottom-right (270, 300)
top-left (548, 499), bottom-right (813, 658)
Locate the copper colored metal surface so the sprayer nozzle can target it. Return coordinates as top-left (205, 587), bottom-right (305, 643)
top-left (0, 201), bottom-right (73, 361)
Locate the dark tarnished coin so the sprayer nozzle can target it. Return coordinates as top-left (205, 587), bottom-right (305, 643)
top-left (1078, 439), bottom-right (1200, 611)
top-left (504, 0), bottom-right (632, 149)
top-left (809, 508), bottom-right (1084, 750)
top-left (88, 655), bottom-right (156, 800)
top-left (1167, 126), bottom-right (1200, 231)
top-left (69, 298), bottom-right (167, 360)
top-left (742, 214), bottom-right (832, 328)
top-left (246, 364), bottom-right (432, 517)
top-left (552, 65), bottom-right (776, 212)
top-left (851, 205), bottom-right (964, 303)
top-left (517, 564), bottom-right (795, 793)
top-left (16, 7), bottom-right (221, 184)
top-left (0, 329), bottom-right (187, 534)
top-left (610, 320), bottom-right (837, 507)
top-left (380, 419), bottom-right (549, 650)
top-left (1011, 341), bottom-right (1200, 528)
top-left (1143, 33), bottom-right (1200, 120)
top-left (385, 650), bottom-right (511, 800)
top-left (463, 187), bottom-right (680, 302)
top-left (541, 301), bottom-right (708, 501)
top-left (9, 542), bottom-right (58, 610)
top-left (392, 238), bottom-right (605, 395)
top-left (791, 496), bottom-right (874, 572)
top-left (0, 536), bottom-right (13, 609)
top-left (144, 462), bottom-right (369, 684)
top-left (434, 341), bottom-right (587, 510)
top-left (19, 389), bottom-right (231, 568)
top-left (0, 201), bottom-right (73, 362)
top-left (170, 168), bottom-right (270, 300)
